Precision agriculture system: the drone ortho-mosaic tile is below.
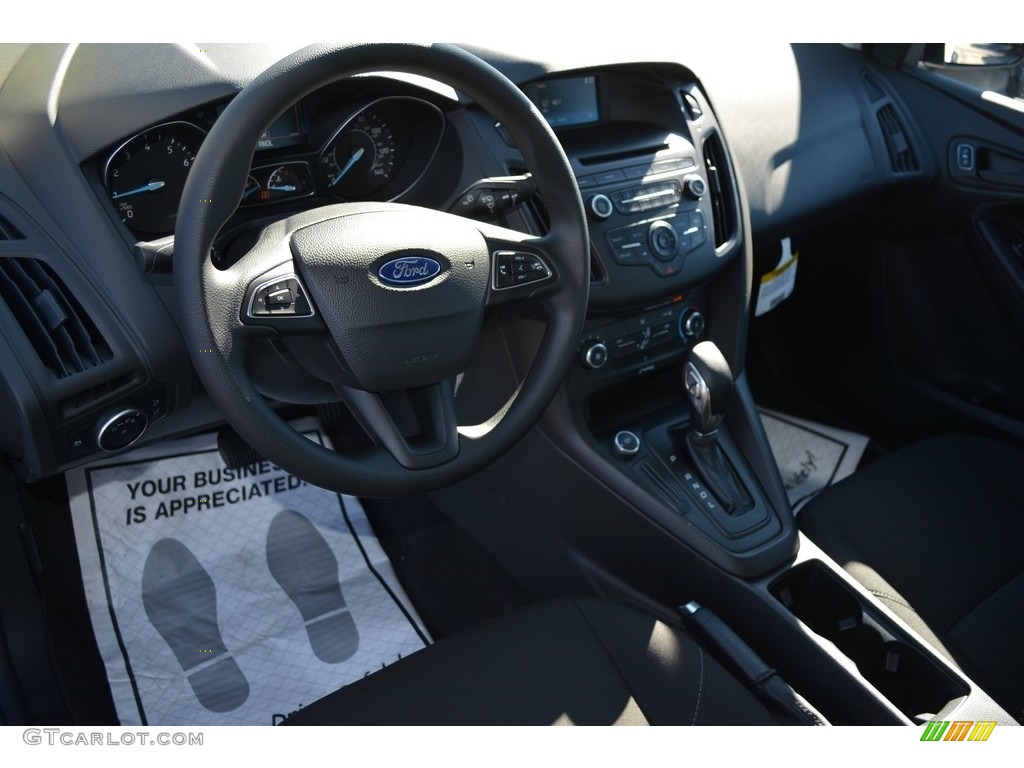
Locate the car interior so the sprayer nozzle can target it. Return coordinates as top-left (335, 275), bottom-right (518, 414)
top-left (0, 41), bottom-right (1022, 727)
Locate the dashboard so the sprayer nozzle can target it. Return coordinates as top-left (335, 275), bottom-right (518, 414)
top-left (0, 43), bottom-right (876, 483)
top-left (86, 59), bottom-right (739, 307)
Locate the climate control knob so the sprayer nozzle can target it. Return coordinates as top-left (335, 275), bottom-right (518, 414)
top-left (580, 339), bottom-right (609, 370)
top-left (679, 308), bottom-right (706, 340)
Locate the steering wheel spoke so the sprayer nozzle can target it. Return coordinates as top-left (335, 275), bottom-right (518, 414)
top-left (336, 380), bottom-right (459, 470)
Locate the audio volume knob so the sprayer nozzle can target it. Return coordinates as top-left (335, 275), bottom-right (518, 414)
top-left (648, 220), bottom-right (679, 261)
top-left (684, 175), bottom-right (707, 199)
top-left (580, 339), bottom-right (609, 370)
top-left (587, 194), bottom-right (614, 221)
top-left (94, 407), bottom-right (149, 452)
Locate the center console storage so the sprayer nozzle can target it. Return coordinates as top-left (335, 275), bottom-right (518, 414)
top-left (770, 561), bottom-right (969, 720)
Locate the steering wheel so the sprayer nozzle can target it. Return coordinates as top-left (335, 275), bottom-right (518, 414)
top-left (174, 43), bottom-right (589, 496)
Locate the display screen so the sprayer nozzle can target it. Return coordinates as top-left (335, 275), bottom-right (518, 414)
top-left (524, 76), bottom-right (599, 128)
top-left (256, 104), bottom-right (305, 151)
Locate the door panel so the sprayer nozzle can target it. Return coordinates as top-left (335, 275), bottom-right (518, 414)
top-left (748, 47), bottom-right (1024, 450)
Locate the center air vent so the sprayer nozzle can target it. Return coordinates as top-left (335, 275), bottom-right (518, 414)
top-left (702, 133), bottom-right (737, 249)
top-left (877, 104), bottom-right (919, 174)
top-left (0, 257), bottom-right (111, 378)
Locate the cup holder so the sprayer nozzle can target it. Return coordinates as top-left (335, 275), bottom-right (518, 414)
top-left (771, 561), bottom-right (968, 719)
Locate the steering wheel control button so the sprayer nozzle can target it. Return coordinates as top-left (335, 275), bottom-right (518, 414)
top-left (649, 220), bottom-right (679, 261)
top-left (580, 339), bottom-right (609, 370)
top-left (587, 194), bottom-right (614, 221)
top-left (248, 275), bottom-right (314, 318)
top-left (492, 251), bottom-right (552, 290)
top-left (94, 407), bottom-right (149, 452)
top-left (613, 430), bottom-right (642, 459)
top-left (266, 287), bottom-right (294, 307)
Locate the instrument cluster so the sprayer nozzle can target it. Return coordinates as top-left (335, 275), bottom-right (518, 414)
top-left (101, 94), bottom-right (446, 238)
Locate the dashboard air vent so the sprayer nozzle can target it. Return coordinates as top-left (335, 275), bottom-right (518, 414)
top-left (877, 104), bottom-right (919, 174)
top-left (0, 257), bottom-right (111, 378)
top-left (702, 133), bottom-right (737, 249)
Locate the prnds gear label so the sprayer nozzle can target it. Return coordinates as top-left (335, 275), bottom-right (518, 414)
top-left (68, 419), bottom-right (428, 726)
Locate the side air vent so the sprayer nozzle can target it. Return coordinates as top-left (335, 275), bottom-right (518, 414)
top-left (0, 257), bottom-right (112, 378)
top-left (877, 104), bottom-right (919, 173)
top-left (0, 213), bottom-right (25, 241)
top-left (702, 133), bottom-right (737, 249)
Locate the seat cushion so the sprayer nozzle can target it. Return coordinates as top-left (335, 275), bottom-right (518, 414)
top-left (800, 433), bottom-right (1024, 721)
top-left (284, 594), bottom-right (778, 725)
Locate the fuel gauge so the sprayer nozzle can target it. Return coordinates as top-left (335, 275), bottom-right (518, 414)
top-left (240, 162), bottom-right (314, 206)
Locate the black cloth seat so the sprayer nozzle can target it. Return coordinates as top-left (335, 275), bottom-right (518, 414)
top-left (284, 594), bottom-right (780, 725)
top-left (799, 433), bottom-right (1024, 722)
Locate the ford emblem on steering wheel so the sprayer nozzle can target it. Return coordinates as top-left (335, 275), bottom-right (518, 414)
top-left (377, 255), bottom-right (443, 287)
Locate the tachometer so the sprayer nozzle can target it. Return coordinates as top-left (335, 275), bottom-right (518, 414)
top-left (104, 121), bottom-right (206, 236)
top-left (319, 107), bottom-right (397, 199)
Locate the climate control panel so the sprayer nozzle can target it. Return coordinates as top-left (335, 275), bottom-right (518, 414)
top-left (577, 301), bottom-right (705, 374)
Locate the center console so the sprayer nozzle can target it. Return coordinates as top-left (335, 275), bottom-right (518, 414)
top-left (440, 64), bottom-right (1017, 726)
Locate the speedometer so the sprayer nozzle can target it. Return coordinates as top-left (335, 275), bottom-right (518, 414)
top-left (104, 121), bottom-right (206, 236)
top-left (319, 106), bottom-right (397, 199)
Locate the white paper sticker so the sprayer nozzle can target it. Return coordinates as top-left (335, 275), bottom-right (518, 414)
top-left (758, 408), bottom-right (869, 513)
top-left (67, 418), bottom-right (429, 726)
top-left (755, 237), bottom-right (798, 317)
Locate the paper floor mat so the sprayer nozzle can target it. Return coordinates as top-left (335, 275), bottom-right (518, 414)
top-left (67, 417), bottom-right (429, 726)
top-left (758, 409), bottom-right (869, 513)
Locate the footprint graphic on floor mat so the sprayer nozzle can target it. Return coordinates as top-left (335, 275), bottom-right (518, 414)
top-left (267, 510), bottom-right (359, 663)
top-left (142, 539), bottom-right (250, 712)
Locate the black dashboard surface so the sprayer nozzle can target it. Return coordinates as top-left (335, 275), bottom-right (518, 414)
top-left (0, 43), bottom-right (893, 480)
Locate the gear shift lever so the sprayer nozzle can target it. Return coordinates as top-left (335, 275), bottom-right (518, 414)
top-left (684, 341), bottom-right (733, 436)
top-left (683, 341), bottom-right (752, 514)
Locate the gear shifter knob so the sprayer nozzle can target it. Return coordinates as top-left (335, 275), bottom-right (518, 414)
top-left (684, 341), bottom-right (733, 436)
